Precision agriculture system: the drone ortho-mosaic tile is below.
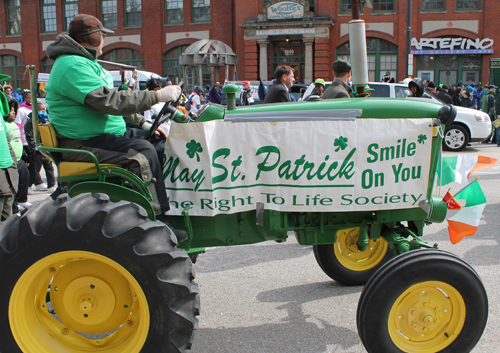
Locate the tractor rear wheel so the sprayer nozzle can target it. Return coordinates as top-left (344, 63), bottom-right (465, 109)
top-left (0, 193), bottom-right (199, 353)
top-left (313, 228), bottom-right (395, 286)
top-left (357, 249), bottom-right (488, 353)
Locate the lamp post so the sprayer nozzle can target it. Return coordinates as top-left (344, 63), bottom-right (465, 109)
top-left (406, 0), bottom-right (413, 77)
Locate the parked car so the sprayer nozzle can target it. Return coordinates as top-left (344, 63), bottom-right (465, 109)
top-left (303, 81), bottom-right (491, 152)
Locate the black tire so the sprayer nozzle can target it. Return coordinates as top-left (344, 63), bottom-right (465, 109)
top-left (313, 228), bottom-right (396, 286)
top-left (0, 193), bottom-right (199, 353)
top-left (357, 249), bottom-right (488, 353)
top-left (443, 124), bottom-right (470, 151)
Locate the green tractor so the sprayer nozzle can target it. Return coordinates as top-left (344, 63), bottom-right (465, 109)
top-left (0, 65), bottom-right (488, 353)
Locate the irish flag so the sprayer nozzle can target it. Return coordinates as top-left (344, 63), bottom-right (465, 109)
top-left (447, 180), bottom-right (486, 244)
top-left (437, 155), bottom-right (498, 186)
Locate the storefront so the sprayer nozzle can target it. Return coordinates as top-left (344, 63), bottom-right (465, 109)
top-left (241, 0), bottom-right (332, 84)
top-left (411, 36), bottom-right (494, 86)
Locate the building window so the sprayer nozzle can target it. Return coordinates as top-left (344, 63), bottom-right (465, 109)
top-left (164, 45), bottom-right (188, 85)
top-left (166, 0), bottom-right (183, 24)
top-left (6, 0), bottom-right (21, 35)
top-left (41, 0), bottom-right (57, 33)
top-left (456, 0), bottom-right (480, 10)
top-left (192, 0), bottom-right (210, 23)
top-left (263, 0), bottom-right (315, 13)
top-left (422, 0), bottom-right (445, 11)
top-left (373, 0), bottom-right (395, 12)
top-left (339, 0), bottom-right (363, 14)
top-left (125, 0), bottom-right (141, 27)
top-left (63, 0), bottom-right (78, 31)
top-left (41, 57), bottom-right (54, 74)
top-left (101, 0), bottom-right (118, 28)
top-left (102, 48), bottom-right (145, 70)
top-left (1, 55), bottom-right (26, 89)
top-left (337, 38), bottom-right (398, 82)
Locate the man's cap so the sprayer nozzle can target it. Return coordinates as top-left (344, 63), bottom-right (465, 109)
top-left (242, 80), bottom-right (250, 86)
top-left (471, 83), bottom-right (476, 87)
top-left (364, 85), bottom-right (375, 92)
top-left (442, 84), bottom-right (449, 90)
top-left (488, 84), bottom-right (497, 89)
top-left (427, 81), bottom-right (436, 88)
top-left (314, 78), bottom-right (325, 86)
top-left (69, 14), bottom-right (114, 38)
top-left (466, 85), bottom-right (473, 93)
top-left (205, 85), bottom-right (210, 89)
top-left (332, 60), bottom-right (351, 74)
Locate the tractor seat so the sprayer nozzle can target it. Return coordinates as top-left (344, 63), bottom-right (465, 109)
top-left (38, 123), bottom-right (121, 177)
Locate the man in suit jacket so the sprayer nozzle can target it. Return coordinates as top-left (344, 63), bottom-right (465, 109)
top-left (322, 60), bottom-right (352, 99)
top-left (263, 65), bottom-right (295, 104)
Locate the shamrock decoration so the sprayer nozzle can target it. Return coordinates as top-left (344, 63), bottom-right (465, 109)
top-left (186, 140), bottom-right (203, 162)
top-left (334, 136), bottom-right (349, 152)
top-left (417, 134), bottom-right (427, 144)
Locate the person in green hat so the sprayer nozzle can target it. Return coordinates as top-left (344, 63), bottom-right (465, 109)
top-left (0, 73), bottom-right (19, 223)
top-left (364, 85), bottom-right (375, 97)
top-left (322, 60), bottom-right (352, 99)
top-left (313, 78), bottom-right (325, 97)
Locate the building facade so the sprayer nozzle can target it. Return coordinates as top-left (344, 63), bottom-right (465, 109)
top-left (0, 0), bottom-right (499, 91)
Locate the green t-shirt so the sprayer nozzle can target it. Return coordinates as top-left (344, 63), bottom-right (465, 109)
top-left (0, 119), bottom-right (13, 168)
top-left (45, 54), bottom-right (126, 140)
top-left (5, 121), bottom-right (22, 161)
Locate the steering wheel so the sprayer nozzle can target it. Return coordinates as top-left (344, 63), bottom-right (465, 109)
top-left (147, 81), bottom-right (184, 139)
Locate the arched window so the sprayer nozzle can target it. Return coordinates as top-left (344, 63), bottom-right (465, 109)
top-left (163, 45), bottom-right (188, 84)
top-left (336, 38), bottom-right (398, 82)
top-left (0, 55), bottom-right (26, 90)
top-left (101, 48), bottom-right (145, 70)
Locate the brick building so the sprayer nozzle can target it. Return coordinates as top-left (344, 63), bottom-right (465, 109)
top-left (0, 0), bottom-right (499, 91)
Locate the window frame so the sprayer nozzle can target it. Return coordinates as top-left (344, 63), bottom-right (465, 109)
top-left (41, 0), bottom-right (57, 33)
top-left (372, 0), bottom-right (396, 13)
top-left (455, 0), bottom-right (480, 11)
top-left (6, 0), bottom-right (22, 36)
top-left (163, 45), bottom-right (188, 86)
top-left (0, 55), bottom-right (26, 89)
top-left (421, 0), bottom-right (446, 12)
top-left (101, 0), bottom-right (118, 29)
top-left (62, 0), bottom-right (78, 31)
top-left (191, 0), bottom-right (210, 23)
top-left (165, 0), bottom-right (184, 24)
top-left (124, 0), bottom-right (142, 28)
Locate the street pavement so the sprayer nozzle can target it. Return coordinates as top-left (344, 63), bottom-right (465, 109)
top-left (27, 142), bottom-right (500, 353)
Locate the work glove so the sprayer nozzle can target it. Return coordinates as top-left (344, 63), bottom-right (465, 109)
top-left (156, 85), bottom-right (181, 103)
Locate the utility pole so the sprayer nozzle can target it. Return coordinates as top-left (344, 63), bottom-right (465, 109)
top-left (406, 0), bottom-right (413, 77)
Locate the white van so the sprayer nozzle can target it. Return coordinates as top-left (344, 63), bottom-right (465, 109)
top-left (109, 70), bottom-right (160, 90)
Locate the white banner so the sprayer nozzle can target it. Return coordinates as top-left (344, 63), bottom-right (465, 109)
top-left (163, 119), bottom-right (433, 216)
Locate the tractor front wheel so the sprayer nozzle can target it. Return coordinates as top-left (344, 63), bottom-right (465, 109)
top-left (357, 249), bottom-right (488, 353)
top-left (0, 193), bottom-right (199, 353)
top-left (313, 228), bottom-right (395, 286)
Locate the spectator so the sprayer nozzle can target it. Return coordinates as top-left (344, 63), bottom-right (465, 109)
top-left (3, 85), bottom-right (13, 101)
top-left (188, 86), bottom-right (203, 113)
top-left (240, 81), bottom-right (255, 106)
top-left (3, 99), bottom-right (30, 211)
top-left (13, 88), bottom-right (23, 105)
top-left (364, 85), bottom-right (375, 97)
top-left (322, 60), bottom-right (352, 99)
top-left (471, 83), bottom-right (478, 108)
top-left (24, 103), bottom-right (56, 193)
top-left (14, 89), bottom-right (32, 148)
top-left (208, 82), bottom-right (222, 104)
top-left (143, 77), bottom-right (170, 136)
top-left (408, 77), bottom-right (432, 98)
top-left (263, 65), bottom-right (295, 103)
top-left (313, 78), bottom-right (325, 97)
top-left (459, 86), bottom-right (474, 108)
top-left (451, 87), bottom-right (462, 106)
top-left (435, 84), bottom-right (453, 104)
top-left (426, 81), bottom-right (437, 95)
top-left (481, 85), bottom-right (497, 143)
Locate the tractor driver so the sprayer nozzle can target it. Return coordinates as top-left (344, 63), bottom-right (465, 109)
top-left (45, 14), bottom-right (180, 217)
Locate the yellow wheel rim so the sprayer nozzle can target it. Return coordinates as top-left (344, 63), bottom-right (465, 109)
top-left (334, 228), bottom-right (388, 271)
top-left (9, 251), bottom-right (149, 353)
top-left (388, 281), bottom-right (466, 353)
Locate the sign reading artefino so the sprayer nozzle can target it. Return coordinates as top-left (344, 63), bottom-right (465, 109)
top-left (411, 37), bottom-right (494, 55)
top-left (267, 1), bottom-right (304, 20)
top-left (163, 119), bottom-right (433, 216)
